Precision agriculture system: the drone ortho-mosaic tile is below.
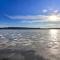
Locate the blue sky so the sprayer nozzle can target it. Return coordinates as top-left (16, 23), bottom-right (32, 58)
top-left (0, 0), bottom-right (60, 28)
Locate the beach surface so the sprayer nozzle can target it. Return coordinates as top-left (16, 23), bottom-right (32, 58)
top-left (0, 29), bottom-right (60, 60)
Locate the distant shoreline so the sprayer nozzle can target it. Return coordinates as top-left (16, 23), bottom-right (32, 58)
top-left (0, 27), bottom-right (60, 29)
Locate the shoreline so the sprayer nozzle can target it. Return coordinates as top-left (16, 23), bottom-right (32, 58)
top-left (0, 27), bottom-right (60, 29)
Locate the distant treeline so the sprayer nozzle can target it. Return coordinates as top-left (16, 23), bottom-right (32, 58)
top-left (0, 27), bottom-right (40, 29)
top-left (0, 27), bottom-right (60, 29)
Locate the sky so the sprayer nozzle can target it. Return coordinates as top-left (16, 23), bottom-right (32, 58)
top-left (0, 0), bottom-right (60, 28)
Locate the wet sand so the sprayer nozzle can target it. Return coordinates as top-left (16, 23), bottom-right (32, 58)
top-left (0, 48), bottom-right (48, 60)
top-left (0, 29), bottom-right (60, 60)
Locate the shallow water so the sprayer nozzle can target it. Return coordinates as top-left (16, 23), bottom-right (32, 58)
top-left (0, 29), bottom-right (60, 60)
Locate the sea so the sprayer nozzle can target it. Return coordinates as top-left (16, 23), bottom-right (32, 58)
top-left (0, 29), bottom-right (60, 60)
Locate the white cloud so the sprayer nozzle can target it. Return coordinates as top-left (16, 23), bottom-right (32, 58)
top-left (6, 15), bottom-right (48, 20)
top-left (6, 13), bottom-right (60, 21)
top-left (53, 10), bottom-right (59, 13)
top-left (42, 9), bottom-right (48, 13)
top-left (0, 25), bottom-right (8, 27)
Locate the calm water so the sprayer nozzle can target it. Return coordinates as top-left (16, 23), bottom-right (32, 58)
top-left (0, 29), bottom-right (60, 60)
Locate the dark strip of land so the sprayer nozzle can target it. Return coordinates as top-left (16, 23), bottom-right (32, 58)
top-left (0, 27), bottom-right (60, 29)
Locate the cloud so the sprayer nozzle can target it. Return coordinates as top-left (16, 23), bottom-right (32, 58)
top-left (42, 9), bottom-right (48, 13)
top-left (53, 10), bottom-right (59, 13)
top-left (0, 25), bottom-right (8, 27)
top-left (6, 15), bottom-right (49, 20)
top-left (5, 11), bottom-right (60, 21)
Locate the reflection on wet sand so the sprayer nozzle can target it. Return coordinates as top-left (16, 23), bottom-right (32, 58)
top-left (0, 48), bottom-right (47, 60)
top-left (49, 30), bottom-right (59, 52)
top-left (49, 29), bottom-right (57, 41)
top-left (48, 29), bottom-right (60, 60)
top-left (0, 29), bottom-right (60, 60)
